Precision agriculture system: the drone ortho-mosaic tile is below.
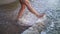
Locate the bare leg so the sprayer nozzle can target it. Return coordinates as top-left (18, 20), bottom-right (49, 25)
top-left (23, 0), bottom-right (45, 18)
top-left (17, 0), bottom-right (45, 20)
top-left (17, 1), bottom-right (26, 19)
top-left (24, 0), bottom-right (39, 16)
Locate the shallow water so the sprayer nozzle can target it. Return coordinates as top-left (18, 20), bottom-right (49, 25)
top-left (22, 0), bottom-right (60, 34)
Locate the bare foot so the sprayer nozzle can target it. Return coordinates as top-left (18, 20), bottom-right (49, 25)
top-left (37, 13), bottom-right (45, 18)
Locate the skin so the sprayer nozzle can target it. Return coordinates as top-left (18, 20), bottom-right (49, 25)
top-left (17, 0), bottom-right (45, 19)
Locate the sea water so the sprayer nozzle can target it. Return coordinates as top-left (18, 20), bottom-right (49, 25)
top-left (21, 0), bottom-right (60, 34)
